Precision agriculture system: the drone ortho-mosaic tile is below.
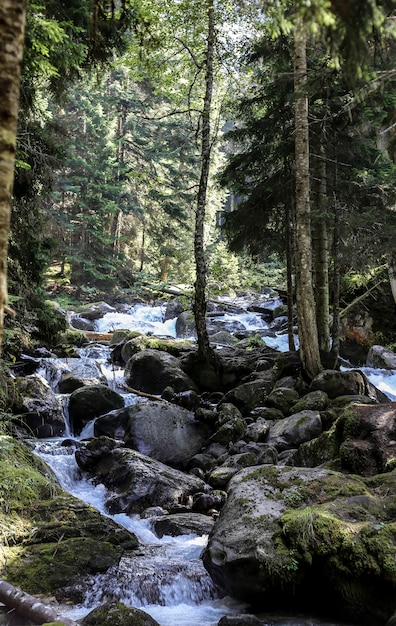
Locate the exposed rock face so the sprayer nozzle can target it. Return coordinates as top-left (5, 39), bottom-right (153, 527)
top-left (202, 465), bottom-right (396, 625)
top-left (125, 349), bottom-right (199, 395)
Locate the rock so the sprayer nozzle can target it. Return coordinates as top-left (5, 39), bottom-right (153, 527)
top-left (222, 373), bottom-right (276, 414)
top-left (75, 302), bottom-right (116, 321)
top-left (75, 440), bottom-right (207, 515)
top-left (310, 369), bottom-right (389, 403)
top-left (207, 466), bottom-right (239, 489)
top-left (1, 438), bottom-right (138, 601)
top-left (244, 417), bottom-right (270, 443)
top-left (12, 374), bottom-right (66, 437)
top-left (69, 385), bottom-right (124, 435)
top-left (175, 310), bottom-right (196, 338)
top-left (202, 465), bottom-right (396, 625)
top-left (266, 410), bottom-right (323, 452)
top-left (57, 360), bottom-right (107, 393)
top-left (69, 316), bottom-right (96, 331)
top-left (218, 615), bottom-right (262, 626)
top-left (290, 389), bottom-right (328, 413)
top-left (367, 345), bottom-right (396, 370)
top-left (150, 512), bottom-right (214, 537)
top-left (264, 387), bottom-right (300, 415)
top-left (81, 600), bottom-right (160, 625)
top-left (210, 331), bottom-right (239, 346)
top-left (338, 402), bottom-right (396, 476)
top-left (293, 402), bottom-right (396, 475)
top-left (124, 400), bottom-right (209, 468)
top-left (94, 408), bottom-right (130, 440)
top-left (125, 349), bottom-right (199, 395)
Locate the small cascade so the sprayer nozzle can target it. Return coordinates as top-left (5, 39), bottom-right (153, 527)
top-left (34, 440), bottom-right (238, 626)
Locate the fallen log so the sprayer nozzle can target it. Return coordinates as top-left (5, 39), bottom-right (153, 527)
top-left (0, 579), bottom-right (78, 626)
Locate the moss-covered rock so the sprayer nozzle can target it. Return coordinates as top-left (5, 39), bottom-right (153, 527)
top-left (81, 600), bottom-right (160, 625)
top-left (202, 465), bottom-right (396, 625)
top-left (0, 436), bottom-right (139, 601)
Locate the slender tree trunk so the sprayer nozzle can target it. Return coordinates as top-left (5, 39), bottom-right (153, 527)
top-left (331, 196), bottom-right (341, 361)
top-left (0, 0), bottom-right (26, 351)
top-left (312, 145), bottom-right (330, 353)
top-left (286, 200), bottom-right (296, 351)
top-left (388, 252), bottom-right (396, 304)
top-left (193, 0), bottom-right (215, 363)
top-left (293, 18), bottom-right (322, 379)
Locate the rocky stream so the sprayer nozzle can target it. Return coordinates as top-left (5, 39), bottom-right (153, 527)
top-left (1, 293), bottom-right (396, 626)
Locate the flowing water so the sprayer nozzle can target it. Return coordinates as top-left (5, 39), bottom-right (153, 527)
top-left (31, 301), bottom-right (394, 626)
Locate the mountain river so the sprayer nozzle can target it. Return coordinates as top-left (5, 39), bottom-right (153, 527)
top-left (25, 301), bottom-right (396, 626)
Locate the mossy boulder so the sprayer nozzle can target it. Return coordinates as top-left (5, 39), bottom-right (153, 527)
top-left (81, 601), bottom-right (160, 625)
top-left (202, 465), bottom-right (396, 625)
top-left (0, 436), bottom-right (139, 601)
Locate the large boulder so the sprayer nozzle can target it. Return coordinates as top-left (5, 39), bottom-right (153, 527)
top-left (366, 345), bottom-right (396, 370)
top-left (202, 465), bottom-right (396, 625)
top-left (75, 439), bottom-right (207, 515)
top-left (124, 349), bottom-right (199, 395)
top-left (293, 402), bottom-right (396, 475)
top-left (221, 373), bottom-right (276, 414)
top-left (12, 374), bottom-right (66, 437)
top-left (266, 410), bottom-right (323, 452)
top-left (69, 385), bottom-right (124, 435)
top-left (310, 369), bottom-right (389, 403)
top-left (81, 600), bottom-right (160, 626)
top-left (123, 400), bottom-right (209, 468)
top-left (1, 437), bottom-right (138, 601)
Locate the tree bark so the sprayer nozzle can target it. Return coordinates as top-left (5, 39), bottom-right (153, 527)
top-left (312, 145), bottom-right (330, 353)
top-left (388, 252), bottom-right (396, 304)
top-left (0, 578), bottom-right (78, 626)
top-left (193, 0), bottom-right (215, 364)
top-left (0, 0), bottom-right (26, 351)
top-left (286, 199), bottom-right (296, 352)
top-left (293, 18), bottom-right (322, 379)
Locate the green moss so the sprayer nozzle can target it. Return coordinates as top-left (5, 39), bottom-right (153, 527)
top-left (5, 537), bottom-right (123, 595)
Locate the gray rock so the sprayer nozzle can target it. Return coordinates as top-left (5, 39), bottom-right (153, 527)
top-left (366, 345), bottom-right (396, 370)
top-left (69, 384), bottom-right (124, 435)
top-left (150, 512), bottom-right (214, 537)
top-left (13, 374), bottom-right (66, 437)
top-left (125, 349), bottom-right (198, 395)
top-left (76, 441), bottom-right (206, 515)
top-left (266, 410), bottom-right (323, 452)
top-left (124, 400), bottom-right (208, 468)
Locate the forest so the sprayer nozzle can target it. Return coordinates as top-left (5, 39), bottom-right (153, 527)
top-left (1, 3), bottom-right (396, 626)
top-left (0, 0), bottom-right (395, 378)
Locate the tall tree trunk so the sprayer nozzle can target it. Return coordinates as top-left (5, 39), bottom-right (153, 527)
top-left (0, 0), bottom-right (26, 351)
top-left (312, 145), bottom-right (330, 353)
top-left (286, 199), bottom-right (296, 351)
top-left (193, 0), bottom-right (215, 363)
top-left (293, 18), bottom-right (322, 379)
